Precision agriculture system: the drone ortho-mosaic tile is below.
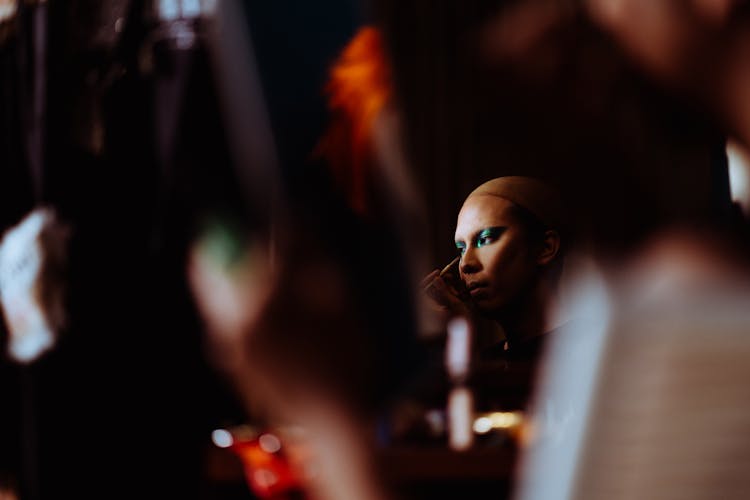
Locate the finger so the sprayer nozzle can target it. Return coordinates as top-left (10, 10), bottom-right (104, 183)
top-left (428, 276), bottom-right (462, 306)
top-left (421, 269), bottom-right (441, 289)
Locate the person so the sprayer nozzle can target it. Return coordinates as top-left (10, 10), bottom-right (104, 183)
top-left (423, 175), bottom-right (568, 411)
top-left (186, 23), bottom-right (426, 500)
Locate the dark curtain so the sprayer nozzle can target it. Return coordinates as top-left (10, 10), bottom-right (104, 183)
top-left (375, 0), bottom-right (732, 264)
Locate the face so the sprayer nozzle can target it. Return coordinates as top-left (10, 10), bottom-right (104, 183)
top-left (454, 194), bottom-right (540, 316)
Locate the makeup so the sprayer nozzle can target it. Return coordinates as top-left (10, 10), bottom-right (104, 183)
top-left (475, 226), bottom-right (504, 248)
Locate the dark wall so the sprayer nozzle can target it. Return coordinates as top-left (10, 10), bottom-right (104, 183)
top-left (375, 0), bottom-right (733, 264)
top-left (243, 0), bottom-right (366, 185)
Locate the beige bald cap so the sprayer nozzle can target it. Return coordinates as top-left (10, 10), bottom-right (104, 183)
top-left (467, 176), bottom-right (565, 231)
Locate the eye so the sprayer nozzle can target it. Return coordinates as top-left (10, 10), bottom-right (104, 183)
top-left (455, 242), bottom-right (466, 255)
top-left (476, 235), bottom-right (493, 248)
top-left (475, 227), bottom-right (504, 248)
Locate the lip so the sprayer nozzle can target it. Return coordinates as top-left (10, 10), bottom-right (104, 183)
top-left (466, 282), bottom-right (490, 297)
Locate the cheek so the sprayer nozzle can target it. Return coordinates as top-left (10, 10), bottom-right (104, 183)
top-left (484, 244), bottom-right (532, 288)
top-left (482, 245), bottom-right (516, 275)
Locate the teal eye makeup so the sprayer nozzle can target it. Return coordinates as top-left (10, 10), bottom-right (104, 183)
top-left (475, 227), bottom-right (504, 248)
top-left (455, 227), bottom-right (505, 255)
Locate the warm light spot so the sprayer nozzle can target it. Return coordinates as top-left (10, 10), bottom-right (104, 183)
top-left (253, 469), bottom-right (278, 489)
top-left (473, 411), bottom-right (525, 435)
top-left (489, 411), bottom-right (523, 429)
top-left (259, 433), bottom-right (282, 454)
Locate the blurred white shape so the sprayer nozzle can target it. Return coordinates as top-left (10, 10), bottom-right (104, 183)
top-left (0, 0), bottom-right (17, 23)
top-left (187, 231), bottom-right (272, 344)
top-left (571, 291), bottom-right (750, 498)
top-left (445, 317), bottom-right (475, 451)
top-left (211, 428), bottom-right (233, 448)
top-left (727, 139), bottom-right (750, 216)
top-left (114, 17), bottom-right (125, 33)
top-left (515, 259), bottom-right (612, 500)
top-left (158, 0), bottom-right (179, 21)
top-left (253, 469), bottom-right (278, 489)
top-left (516, 237), bottom-right (750, 500)
top-left (473, 416), bottom-right (493, 434)
top-left (173, 28), bottom-right (196, 50)
top-left (447, 387), bottom-right (474, 451)
top-left (181, 0), bottom-right (201, 17)
top-left (259, 433), bottom-right (281, 454)
top-left (0, 208), bottom-right (66, 363)
top-left (445, 317), bottom-right (472, 379)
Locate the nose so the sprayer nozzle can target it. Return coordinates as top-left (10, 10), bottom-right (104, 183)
top-left (459, 247), bottom-right (480, 276)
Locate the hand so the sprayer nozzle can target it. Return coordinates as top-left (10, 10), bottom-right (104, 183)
top-left (421, 266), bottom-right (471, 318)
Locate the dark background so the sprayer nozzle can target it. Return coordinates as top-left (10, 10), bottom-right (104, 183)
top-left (1, 0), bottom-right (744, 499)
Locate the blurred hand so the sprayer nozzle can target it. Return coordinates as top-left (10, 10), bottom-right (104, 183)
top-left (482, 0), bottom-right (750, 148)
top-left (421, 267), bottom-right (471, 319)
top-left (585, 0), bottom-right (750, 146)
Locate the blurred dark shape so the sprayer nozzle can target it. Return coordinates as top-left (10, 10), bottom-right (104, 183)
top-left (374, 0), bottom-right (742, 262)
top-left (586, 0), bottom-right (750, 147)
top-left (242, 0), bottom-right (364, 187)
top-left (186, 13), bottom-right (436, 499)
top-left (0, 2), bottom-right (35, 230)
top-left (0, 1), bottom-right (257, 498)
top-left (368, 2), bottom-right (750, 499)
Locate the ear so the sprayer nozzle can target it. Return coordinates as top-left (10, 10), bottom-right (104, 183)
top-left (537, 229), bottom-right (560, 266)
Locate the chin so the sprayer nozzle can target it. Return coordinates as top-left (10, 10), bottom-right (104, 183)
top-left (474, 299), bottom-right (501, 316)
top-left (473, 295), bottom-right (510, 317)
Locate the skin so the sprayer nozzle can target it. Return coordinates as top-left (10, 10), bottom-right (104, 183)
top-left (454, 195), bottom-right (541, 319)
top-left (424, 193), bottom-right (560, 343)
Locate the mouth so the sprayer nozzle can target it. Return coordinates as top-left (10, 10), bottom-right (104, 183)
top-left (466, 282), bottom-right (489, 297)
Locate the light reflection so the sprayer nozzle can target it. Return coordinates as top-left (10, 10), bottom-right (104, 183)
top-left (0, 0), bottom-right (16, 23)
top-left (473, 416), bottom-right (493, 434)
top-left (473, 412), bottom-right (524, 435)
top-left (211, 428), bottom-right (233, 448)
top-left (259, 433), bottom-right (282, 454)
top-left (727, 139), bottom-right (750, 216)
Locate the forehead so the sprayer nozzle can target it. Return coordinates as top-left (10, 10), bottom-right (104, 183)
top-left (455, 194), bottom-right (517, 239)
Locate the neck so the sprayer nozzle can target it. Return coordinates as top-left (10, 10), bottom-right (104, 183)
top-left (494, 278), bottom-right (559, 346)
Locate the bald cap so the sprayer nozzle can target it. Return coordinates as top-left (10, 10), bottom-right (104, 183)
top-left (467, 176), bottom-right (565, 231)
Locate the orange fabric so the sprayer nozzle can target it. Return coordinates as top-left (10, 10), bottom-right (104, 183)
top-left (315, 26), bottom-right (392, 216)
